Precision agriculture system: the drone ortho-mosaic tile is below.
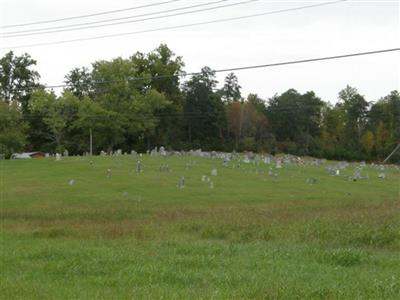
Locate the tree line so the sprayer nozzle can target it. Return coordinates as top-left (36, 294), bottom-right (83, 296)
top-left (1, 44), bottom-right (399, 162)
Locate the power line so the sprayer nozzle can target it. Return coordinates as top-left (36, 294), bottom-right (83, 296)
top-left (209, 48), bottom-right (400, 73)
top-left (9, 47), bottom-right (400, 92)
top-left (0, 0), bottom-right (181, 29)
top-left (2, 0), bottom-right (232, 36)
top-left (2, 0), bottom-right (257, 38)
top-left (1, 0), bottom-right (348, 49)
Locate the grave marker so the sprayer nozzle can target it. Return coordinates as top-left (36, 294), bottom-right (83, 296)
top-left (179, 176), bottom-right (185, 189)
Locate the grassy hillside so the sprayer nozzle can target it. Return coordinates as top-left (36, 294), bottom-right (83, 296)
top-left (1, 155), bottom-right (399, 299)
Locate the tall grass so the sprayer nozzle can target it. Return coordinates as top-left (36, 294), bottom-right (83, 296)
top-left (1, 156), bottom-right (399, 298)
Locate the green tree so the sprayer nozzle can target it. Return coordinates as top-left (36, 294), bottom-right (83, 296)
top-left (267, 89), bottom-right (302, 143)
top-left (320, 104), bottom-right (345, 159)
top-left (0, 101), bottom-right (28, 157)
top-left (247, 93), bottom-right (267, 115)
top-left (89, 54), bottom-right (171, 151)
top-left (73, 98), bottom-right (125, 153)
top-left (362, 130), bottom-right (375, 157)
top-left (29, 90), bottom-right (80, 152)
top-left (0, 51), bottom-right (40, 112)
top-left (183, 67), bottom-right (226, 149)
top-left (338, 85), bottom-right (368, 151)
top-left (64, 67), bottom-right (94, 99)
top-left (227, 101), bottom-right (242, 149)
top-left (220, 72), bottom-right (241, 102)
top-left (267, 89), bottom-right (323, 155)
top-left (131, 44), bottom-right (185, 148)
top-left (368, 90), bottom-right (400, 161)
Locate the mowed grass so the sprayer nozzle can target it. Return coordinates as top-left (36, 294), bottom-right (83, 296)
top-left (1, 155), bottom-right (399, 299)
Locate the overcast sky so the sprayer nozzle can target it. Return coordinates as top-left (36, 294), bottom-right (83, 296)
top-left (0, 0), bottom-right (399, 103)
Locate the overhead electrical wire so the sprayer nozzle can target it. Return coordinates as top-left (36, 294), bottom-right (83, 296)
top-left (0, 0), bottom-right (181, 29)
top-left (1, 0), bottom-right (348, 49)
top-left (2, 0), bottom-right (259, 38)
top-left (10, 48), bottom-right (400, 92)
top-left (1, 0), bottom-right (393, 121)
top-left (2, 0), bottom-right (233, 36)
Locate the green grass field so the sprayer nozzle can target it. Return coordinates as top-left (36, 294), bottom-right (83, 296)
top-left (1, 155), bottom-right (399, 299)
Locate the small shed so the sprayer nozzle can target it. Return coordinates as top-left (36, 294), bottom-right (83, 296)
top-left (11, 152), bottom-right (46, 159)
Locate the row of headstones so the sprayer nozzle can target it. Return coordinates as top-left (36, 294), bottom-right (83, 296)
top-left (81, 147), bottom-right (347, 170)
top-left (65, 146), bottom-right (394, 182)
top-left (51, 147), bottom-right (398, 175)
top-left (221, 154), bottom-right (388, 182)
top-left (325, 163), bottom-right (387, 180)
top-left (54, 150), bottom-right (96, 160)
top-left (100, 149), bottom-right (128, 156)
top-left (150, 146), bottom-right (167, 156)
top-left (68, 155), bottom-right (389, 189)
top-left (99, 147), bottom-right (169, 157)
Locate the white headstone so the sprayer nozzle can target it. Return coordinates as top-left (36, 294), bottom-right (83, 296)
top-left (136, 160), bottom-right (142, 173)
top-left (159, 146), bottom-right (166, 156)
top-left (179, 176), bottom-right (185, 189)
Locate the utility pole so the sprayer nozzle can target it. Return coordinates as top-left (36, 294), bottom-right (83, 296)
top-left (89, 128), bottom-right (93, 156)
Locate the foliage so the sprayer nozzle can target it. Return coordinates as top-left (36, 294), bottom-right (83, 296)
top-left (0, 51), bottom-right (40, 112)
top-left (0, 47), bottom-right (398, 162)
top-left (220, 72), bottom-right (241, 102)
top-left (183, 67), bottom-right (226, 149)
top-left (0, 101), bottom-right (28, 157)
top-left (338, 85), bottom-right (369, 151)
top-left (64, 67), bottom-right (94, 99)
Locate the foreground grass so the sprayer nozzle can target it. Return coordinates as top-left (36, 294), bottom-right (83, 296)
top-left (1, 155), bottom-right (399, 299)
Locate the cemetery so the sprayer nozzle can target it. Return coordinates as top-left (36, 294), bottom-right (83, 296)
top-left (1, 0), bottom-right (398, 295)
top-left (1, 151), bottom-right (399, 298)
